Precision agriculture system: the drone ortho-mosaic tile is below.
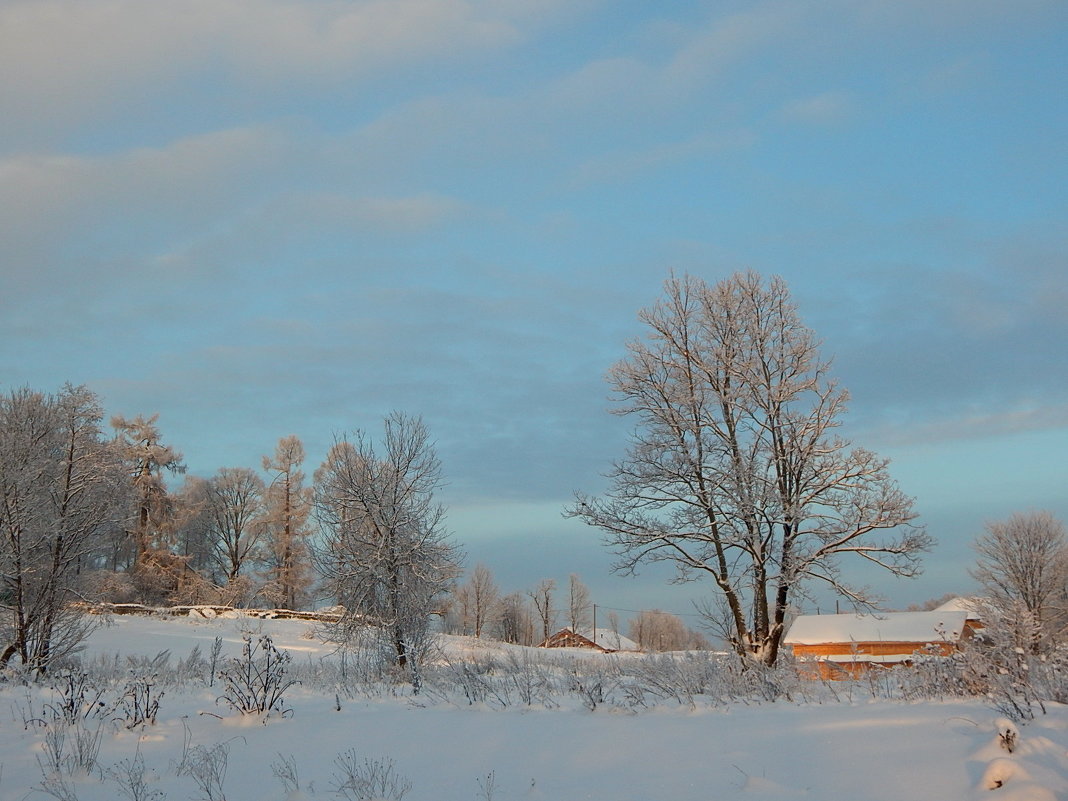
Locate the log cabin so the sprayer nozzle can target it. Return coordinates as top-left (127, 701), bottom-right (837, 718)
top-left (538, 627), bottom-right (638, 653)
top-left (783, 610), bottom-right (972, 679)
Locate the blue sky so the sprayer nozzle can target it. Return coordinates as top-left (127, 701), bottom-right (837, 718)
top-left (2, 0), bottom-right (1066, 620)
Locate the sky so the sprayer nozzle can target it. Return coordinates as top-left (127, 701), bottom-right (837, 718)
top-left (2, 0), bottom-right (1066, 622)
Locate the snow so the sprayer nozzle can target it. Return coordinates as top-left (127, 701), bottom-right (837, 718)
top-left (585, 627), bottom-right (638, 652)
top-left (933, 597), bottom-right (989, 620)
top-left (783, 611), bottom-right (969, 645)
top-left (2, 612), bottom-right (1067, 800)
top-left (797, 652), bottom-right (926, 664)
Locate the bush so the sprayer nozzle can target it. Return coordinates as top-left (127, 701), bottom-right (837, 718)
top-left (217, 634), bottom-right (297, 718)
top-left (332, 752), bottom-right (411, 801)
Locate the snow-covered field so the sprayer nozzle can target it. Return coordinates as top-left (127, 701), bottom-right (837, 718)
top-left (2, 612), bottom-right (1067, 801)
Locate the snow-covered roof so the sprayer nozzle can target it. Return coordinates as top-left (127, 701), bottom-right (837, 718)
top-left (585, 628), bottom-right (639, 652)
top-left (783, 611), bottom-right (969, 645)
top-left (931, 596), bottom-right (988, 619)
top-left (552, 627), bottom-right (639, 651)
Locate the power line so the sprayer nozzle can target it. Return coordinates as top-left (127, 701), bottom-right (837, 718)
top-left (591, 603), bottom-right (706, 619)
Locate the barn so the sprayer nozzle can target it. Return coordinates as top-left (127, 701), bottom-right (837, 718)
top-left (783, 610), bottom-right (971, 679)
top-left (538, 627), bottom-right (639, 653)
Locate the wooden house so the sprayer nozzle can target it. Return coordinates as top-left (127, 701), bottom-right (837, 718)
top-left (538, 627), bottom-right (638, 653)
top-left (783, 610), bottom-right (971, 679)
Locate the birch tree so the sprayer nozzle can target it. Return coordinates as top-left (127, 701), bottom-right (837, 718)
top-left (569, 272), bottom-right (929, 665)
top-left (315, 413), bottom-right (462, 673)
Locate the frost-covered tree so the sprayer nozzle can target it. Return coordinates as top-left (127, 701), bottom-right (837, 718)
top-left (171, 476), bottom-right (215, 576)
top-left (628, 609), bottom-right (706, 652)
top-left (205, 467), bottom-right (267, 588)
top-left (569, 272), bottom-right (929, 665)
top-left (111, 413), bottom-right (184, 568)
top-left (315, 412), bottom-right (462, 671)
top-left (0, 385), bottom-right (127, 670)
top-left (495, 591), bottom-right (535, 645)
top-left (971, 511), bottom-right (1068, 652)
top-left (262, 436), bottom-right (314, 610)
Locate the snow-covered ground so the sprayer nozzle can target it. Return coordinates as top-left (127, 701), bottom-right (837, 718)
top-left (2, 612), bottom-right (1067, 801)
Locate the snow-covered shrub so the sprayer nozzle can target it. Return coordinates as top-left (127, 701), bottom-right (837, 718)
top-left (106, 748), bottom-right (166, 801)
top-left (501, 651), bottom-right (556, 707)
top-left (118, 673), bottom-right (163, 728)
top-left (34, 758), bottom-right (79, 801)
top-left (444, 655), bottom-right (509, 707)
top-left (32, 717), bottom-right (104, 800)
top-left (171, 642), bottom-right (208, 689)
top-left (624, 652), bottom-right (722, 708)
top-left (974, 644), bottom-right (1067, 723)
top-left (216, 634), bottom-right (296, 718)
top-left (324, 627), bottom-right (421, 698)
top-left (900, 614), bottom-right (1068, 722)
top-left (332, 751), bottom-right (412, 801)
top-left (44, 669), bottom-right (110, 725)
top-left (567, 658), bottom-right (621, 711)
top-left (896, 648), bottom-right (976, 701)
top-left (723, 654), bottom-right (802, 703)
top-left (271, 753), bottom-right (301, 794)
top-left (178, 742), bottom-right (229, 801)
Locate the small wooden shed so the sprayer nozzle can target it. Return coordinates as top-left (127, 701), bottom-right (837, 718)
top-left (783, 610), bottom-right (971, 679)
top-left (538, 627), bottom-right (638, 653)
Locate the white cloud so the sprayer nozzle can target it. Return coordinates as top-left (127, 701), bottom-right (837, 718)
top-left (663, 5), bottom-right (802, 92)
top-left (0, 126), bottom-right (290, 290)
top-left (779, 91), bottom-right (852, 126)
top-left (0, 0), bottom-right (550, 143)
top-left (276, 192), bottom-right (470, 232)
top-left (868, 402), bottom-right (1068, 448)
top-left (570, 131), bottom-right (756, 186)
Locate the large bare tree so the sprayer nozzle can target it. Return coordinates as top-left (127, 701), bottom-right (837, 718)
top-left (569, 272), bottom-right (930, 665)
top-left (528, 578), bottom-right (557, 642)
top-left (205, 467), bottom-right (267, 587)
top-left (315, 412), bottom-right (462, 673)
top-left (970, 510), bottom-right (1068, 652)
top-left (0, 385), bottom-right (127, 671)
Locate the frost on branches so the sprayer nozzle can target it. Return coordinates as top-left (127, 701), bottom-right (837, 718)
top-left (570, 272), bottom-right (931, 665)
